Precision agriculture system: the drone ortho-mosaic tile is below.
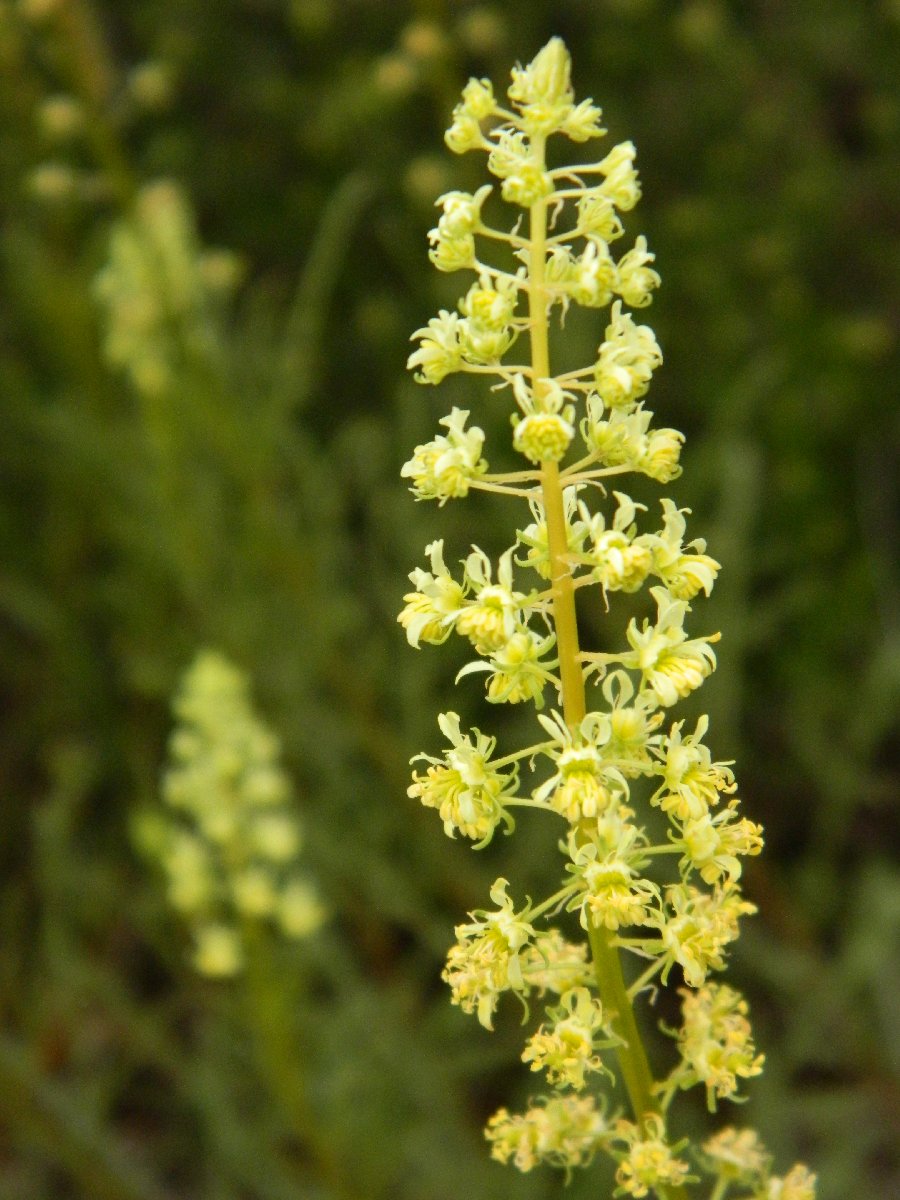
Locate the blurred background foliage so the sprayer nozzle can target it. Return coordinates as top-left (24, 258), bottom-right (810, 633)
top-left (1, 0), bottom-right (898, 1197)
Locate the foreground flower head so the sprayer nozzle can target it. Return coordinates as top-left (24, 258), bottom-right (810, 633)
top-left (401, 36), bottom-right (815, 1199)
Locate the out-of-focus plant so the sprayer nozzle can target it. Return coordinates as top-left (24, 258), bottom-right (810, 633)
top-left (141, 650), bottom-right (324, 978)
top-left (92, 182), bottom-right (241, 404)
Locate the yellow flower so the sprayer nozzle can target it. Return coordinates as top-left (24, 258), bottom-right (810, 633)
top-left (455, 547), bottom-right (525, 652)
top-left (675, 984), bottom-right (765, 1107)
top-left (445, 110), bottom-right (483, 154)
top-left (655, 884), bottom-right (756, 987)
top-left (459, 271), bottom-right (520, 330)
top-left (601, 670), bottom-right (665, 772)
top-left (401, 408), bottom-right (488, 503)
top-left (522, 987), bottom-right (607, 1090)
top-left (570, 240), bottom-right (617, 307)
top-left (533, 710), bottom-right (629, 822)
top-left (593, 301), bottom-right (662, 410)
top-left (614, 1115), bottom-right (692, 1197)
top-left (398, 540), bottom-right (465, 647)
top-left (432, 185), bottom-right (492, 239)
top-left (509, 37), bottom-right (573, 111)
top-left (460, 77), bottom-right (495, 120)
top-left (278, 879), bottom-right (326, 939)
top-left (653, 716), bottom-right (736, 820)
top-left (410, 712), bottom-right (518, 843)
top-left (502, 164), bottom-right (555, 207)
top-left (458, 627), bottom-right (557, 708)
top-left (624, 587), bottom-right (718, 708)
top-left (648, 499), bottom-right (720, 598)
top-left (507, 38), bottom-right (576, 137)
top-left (615, 235), bottom-right (661, 307)
top-left (443, 879), bottom-right (536, 1028)
top-left (577, 190), bottom-right (624, 242)
top-left (486, 1093), bottom-right (609, 1174)
top-left (768, 1165), bottom-right (818, 1200)
top-left (677, 802), bottom-right (764, 886)
top-left (193, 924), bottom-right (242, 978)
top-left (597, 141), bottom-right (642, 211)
top-left (428, 231), bottom-right (476, 272)
top-left (513, 411), bottom-right (575, 463)
top-left (701, 1126), bottom-right (770, 1182)
top-left (232, 867), bottom-right (278, 917)
top-left (578, 491), bottom-right (653, 594)
top-left (580, 858), bottom-right (658, 931)
top-left (407, 310), bottom-right (464, 384)
top-left (641, 426), bottom-right (685, 482)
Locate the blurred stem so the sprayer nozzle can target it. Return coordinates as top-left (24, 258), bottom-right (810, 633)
top-left (272, 171), bottom-right (373, 417)
top-left (53, 0), bottom-right (135, 203)
top-left (528, 145), bottom-right (687, 1200)
top-left (243, 928), bottom-right (356, 1200)
top-left (55, 956), bottom-right (304, 1200)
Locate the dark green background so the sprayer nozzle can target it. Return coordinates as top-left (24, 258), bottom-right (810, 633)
top-left (1, 1), bottom-right (898, 1197)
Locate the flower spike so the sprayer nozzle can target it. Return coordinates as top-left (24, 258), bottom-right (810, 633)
top-left (399, 37), bottom-right (817, 1200)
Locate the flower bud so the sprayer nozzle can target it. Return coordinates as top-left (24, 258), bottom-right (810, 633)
top-left (445, 110), bottom-right (482, 154)
top-left (461, 77), bottom-right (495, 120)
top-left (513, 412), bottom-right (574, 464)
top-left (509, 37), bottom-right (572, 109)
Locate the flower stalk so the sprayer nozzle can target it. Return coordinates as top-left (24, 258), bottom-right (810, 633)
top-left (530, 140), bottom-right (667, 1153)
top-left (400, 38), bottom-right (816, 1200)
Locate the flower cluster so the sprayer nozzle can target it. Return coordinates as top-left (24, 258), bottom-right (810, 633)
top-left (442, 878), bottom-right (537, 1028)
top-left (400, 408), bottom-right (488, 503)
top-left (408, 711), bottom-right (518, 844)
top-left (613, 1115), bottom-right (693, 1197)
top-left (147, 650), bottom-right (324, 976)
top-left (701, 1128), bottom-right (818, 1199)
top-left (521, 986), bottom-right (612, 1089)
top-left (401, 37), bottom-right (816, 1199)
top-left (576, 494), bottom-right (721, 603)
top-left (485, 1093), bottom-right (609, 1176)
top-left (667, 983), bottom-right (765, 1109)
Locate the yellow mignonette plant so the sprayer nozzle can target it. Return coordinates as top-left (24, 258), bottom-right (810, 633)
top-left (145, 650), bottom-right (325, 978)
top-left (399, 38), bottom-right (816, 1200)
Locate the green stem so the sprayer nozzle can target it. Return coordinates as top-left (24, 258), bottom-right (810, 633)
top-left (526, 138), bottom-right (689, 1200)
top-left (627, 957), bottom-right (666, 1001)
top-left (469, 479), bottom-right (539, 498)
top-left (587, 926), bottom-right (657, 1119)
top-left (243, 929), bottom-right (356, 1200)
top-left (505, 797), bottom-right (562, 814)
top-left (493, 741), bottom-right (555, 767)
top-left (527, 176), bottom-right (584, 724)
top-left (530, 882), bottom-right (580, 920)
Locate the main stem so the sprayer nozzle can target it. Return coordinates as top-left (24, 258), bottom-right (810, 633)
top-left (527, 150), bottom-right (686, 1196)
